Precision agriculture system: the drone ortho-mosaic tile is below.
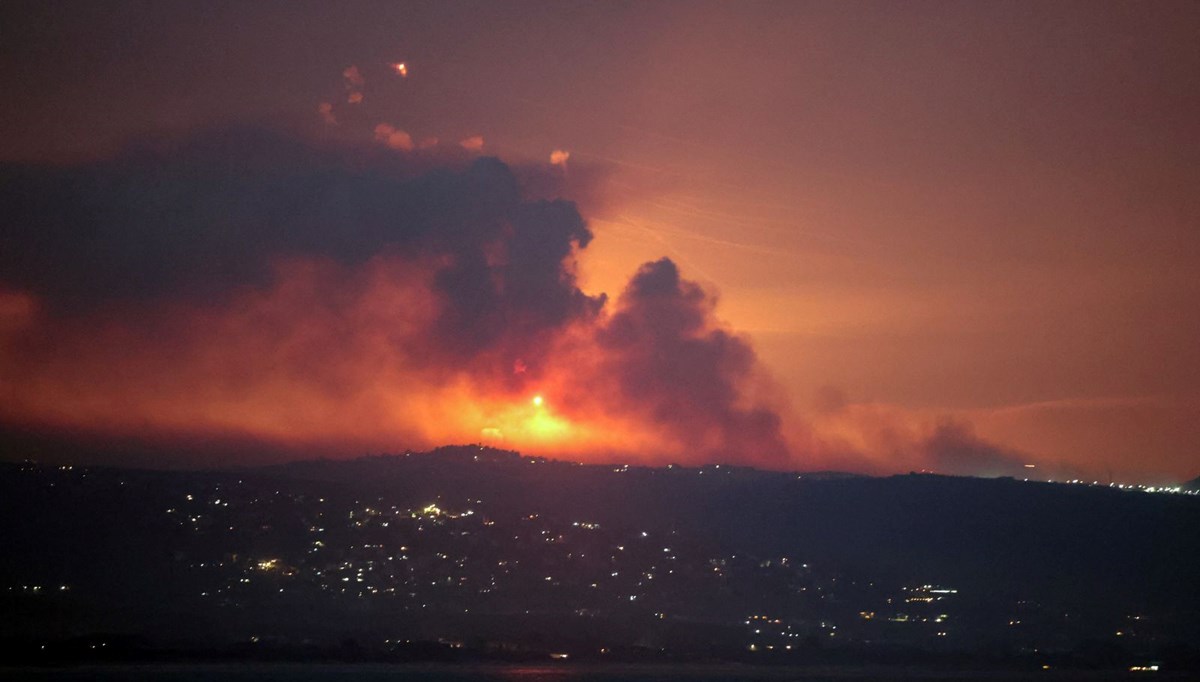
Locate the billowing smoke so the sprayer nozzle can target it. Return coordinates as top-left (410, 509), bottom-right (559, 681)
top-left (590, 259), bottom-right (789, 465)
top-left (803, 390), bottom-right (1033, 477)
top-left (0, 127), bottom-right (1029, 475)
top-left (0, 130), bottom-right (601, 362)
top-left (0, 128), bottom-right (786, 466)
top-left (920, 420), bottom-right (1028, 477)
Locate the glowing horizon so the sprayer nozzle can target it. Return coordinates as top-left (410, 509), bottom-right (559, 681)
top-left (1, 2), bottom-right (1198, 484)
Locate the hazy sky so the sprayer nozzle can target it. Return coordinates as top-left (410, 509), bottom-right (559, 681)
top-left (1, 1), bottom-right (1198, 481)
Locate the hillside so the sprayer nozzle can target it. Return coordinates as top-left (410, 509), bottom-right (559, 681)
top-left (2, 446), bottom-right (1199, 669)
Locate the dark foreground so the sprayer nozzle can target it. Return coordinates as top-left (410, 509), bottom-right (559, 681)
top-left (3, 448), bottom-right (1198, 673)
top-left (0, 663), bottom-right (1192, 681)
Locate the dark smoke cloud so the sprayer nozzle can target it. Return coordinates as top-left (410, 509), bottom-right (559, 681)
top-left (919, 419), bottom-right (1027, 477)
top-left (0, 127), bottom-right (793, 467)
top-left (595, 258), bottom-right (790, 465)
top-left (799, 387), bottom-right (1035, 477)
top-left (0, 128), bottom-right (602, 365)
top-left (0, 128), bottom-right (1039, 476)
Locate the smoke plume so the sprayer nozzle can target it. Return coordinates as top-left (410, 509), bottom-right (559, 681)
top-left (0, 128), bottom-right (788, 467)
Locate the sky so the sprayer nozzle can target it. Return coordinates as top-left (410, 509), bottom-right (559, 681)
top-left (1, 1), bottom-right (1198, 482)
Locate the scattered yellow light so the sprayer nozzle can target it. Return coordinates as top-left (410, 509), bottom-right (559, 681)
top-left (532, 395), bottom-right (544, 407)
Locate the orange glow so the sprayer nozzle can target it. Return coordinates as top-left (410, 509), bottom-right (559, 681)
top-left (0, 254), bottom-right (1077, 475)
top-left (373, 123), bottom-right (413, 151)
top-left (0, 249), bottom-right (1172, 478)
top-left (3, 3), bottom-right (1198, 483)
top-left (342, 65), bottom-right (364, 87)
top-left (0, 290), bottom-right (36, 332)
top-left (316, 102), bottom-right (337, 125)
top-left (0, 257), bottom-right (727, 466)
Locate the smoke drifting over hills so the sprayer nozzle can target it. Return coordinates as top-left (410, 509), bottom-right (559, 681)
top-left (0, 128), bottom-right (1040, 476)
top-left (0, 129), bottom-right (797, 467)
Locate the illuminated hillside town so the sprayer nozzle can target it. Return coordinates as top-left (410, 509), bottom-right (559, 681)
top-left (3, 447), bottom-right (1197, 672)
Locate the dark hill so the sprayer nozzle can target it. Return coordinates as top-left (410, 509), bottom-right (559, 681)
top-left (2, 446), bottom-right (1198, 669)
